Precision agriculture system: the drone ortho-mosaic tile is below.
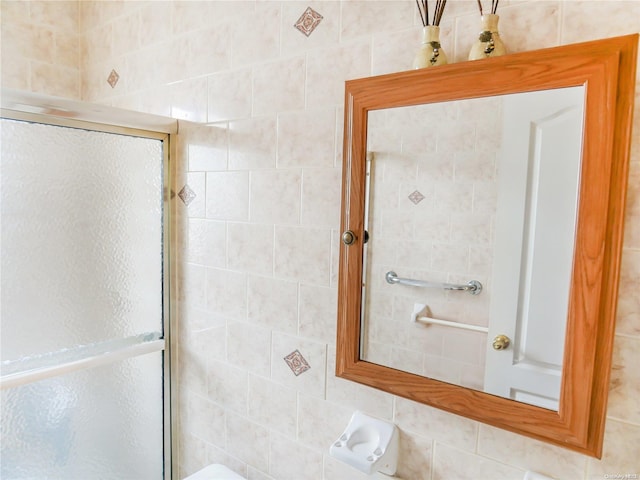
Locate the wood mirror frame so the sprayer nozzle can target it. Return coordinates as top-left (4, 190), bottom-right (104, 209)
top-left (336, 34), bottom-right (638, 458)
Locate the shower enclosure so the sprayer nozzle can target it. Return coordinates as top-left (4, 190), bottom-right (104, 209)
top-left (1, 100), bottom-right (173, 479)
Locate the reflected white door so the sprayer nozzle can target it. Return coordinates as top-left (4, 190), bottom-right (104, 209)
top-left (484, 86), bottom-right (585, 410)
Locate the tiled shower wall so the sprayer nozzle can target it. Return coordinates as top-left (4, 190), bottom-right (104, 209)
top-left (1, 1), bottom-right (639, 479)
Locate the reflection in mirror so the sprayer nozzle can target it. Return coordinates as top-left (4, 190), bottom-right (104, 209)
top-left (360, 86), bottom-right (586, 411)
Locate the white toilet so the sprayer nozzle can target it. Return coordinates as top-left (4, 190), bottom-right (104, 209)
top-left (183, 464), bottom-right (246, 480)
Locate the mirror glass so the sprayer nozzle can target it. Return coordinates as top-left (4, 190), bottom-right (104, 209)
top-left (360, 86), bottom-right (585, 411)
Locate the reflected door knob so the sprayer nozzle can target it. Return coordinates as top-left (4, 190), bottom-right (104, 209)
top-left (492, 334), bottom-right (511, 350)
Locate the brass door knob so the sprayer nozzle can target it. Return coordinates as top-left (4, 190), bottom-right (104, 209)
top-left (492, 334), bottom-right (511, 350)
top-left (342, 230), bottom-right (357, 245)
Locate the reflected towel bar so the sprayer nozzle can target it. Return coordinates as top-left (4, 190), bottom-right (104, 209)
top-left (411, 303), bottom-right (489, 333)
top-left (385, 271), bottom-right (482, 295)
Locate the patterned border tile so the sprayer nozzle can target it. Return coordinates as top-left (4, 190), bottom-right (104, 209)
top-left (283, 349), bottom-right (311, 376)
top-left (408, 190), bottom-right (426, 204)
top-left (294, 7), bottom-right (323, 37)
top-left (178, 184), bottom-right (196, 206)
top-left (107, 69), bottom-right (120, 88)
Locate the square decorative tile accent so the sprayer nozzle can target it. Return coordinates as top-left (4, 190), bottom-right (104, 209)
top-left (178, 184), bottom-right (196, 206)
top-left (107, 69), bottom-right (120, 88)
top-left (408, 190), bottom-right (425, 204)
top-left (294, 7), bottom-right (323, 37)
top-left (283, 349), bottom-right (311, 376)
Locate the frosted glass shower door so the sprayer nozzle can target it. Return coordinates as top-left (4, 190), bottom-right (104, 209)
top-left (1, 116), bottom-right (169, 479)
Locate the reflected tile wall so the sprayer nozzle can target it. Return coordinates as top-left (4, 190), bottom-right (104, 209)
top-left (2, 1), bottom-right (639, 480)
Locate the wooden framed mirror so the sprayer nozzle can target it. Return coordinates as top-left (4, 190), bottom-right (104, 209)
top-left (336, 34), bottom-right (638, 458)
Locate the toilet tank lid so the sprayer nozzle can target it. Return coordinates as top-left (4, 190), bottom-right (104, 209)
top-left (183, 464), bottom-right (246, 480)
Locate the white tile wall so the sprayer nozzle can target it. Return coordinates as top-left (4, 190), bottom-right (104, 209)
top-left (2, 1), bottom-right (639, 479)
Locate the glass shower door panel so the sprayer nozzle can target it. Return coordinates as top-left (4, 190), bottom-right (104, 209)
top-left (1, 352), bottom-right (164, 479)
top-left (1, 118), bottom-right (163, 360)
top-left (0, 116), bottom-right (167, 478)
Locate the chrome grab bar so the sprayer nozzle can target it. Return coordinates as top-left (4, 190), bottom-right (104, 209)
top-left (385, 271), bottom-right (482, 295)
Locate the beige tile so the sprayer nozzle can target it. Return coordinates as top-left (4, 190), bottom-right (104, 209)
top-left (79, 0), bottom-right (125, 31)
top-left (205, 268), bottom-right (247, 320)
top-left (0, 54), bottom-right (30, 91)
top-left (247, 275), bottom-right (298, 334)
top-left (187, 132), bottom-right (228, 173)
top-left (207, 360), bottom-right (248, 415)
top-left (616, 249), bottom-right (640, 337)
top-left (269, 432), bottom-right (324, 480)
top-left (326, 345), bottom-right (395, 420)
top-left (229, 116), bottom-right (277, 170)
top-left (340, 0), bottom-right (414, 41)
top-left (186, 24), bottom-right (232, 78)
top-left (306, 41), bottom-right (371, 108)
top-left (205, 171), bottom-right (249, 221)
top-left (178, 263), bottom-right (206, 310)
top-left (297, 394), bottom-right (353, 452)
top-left (281, 2), bottom-right (341, 55)
top-left (186, 219), bottom-right (226, 268)
top-left (433, 443), bottom-right (524, 480)
top-left (450, 211), bottom-right (493, 247)
top-left (395, 397), bottom-right (478, 451)
top-left (231, 2), bottom-right (281, 67)
top-left (247, 467), bottom-right (275, 480)
top-left (478, 424), bottom-right (587, 479)
top-left (561, 1), bottom-right (640, 44)
top-left (250, 169), bottom-right (302, 224)
top-left (208, 69), bottom-right (253, 123)
top-left (31, 62), bottom-right (79, 99)
top-left (298, 284), bottom-right (338, 344)
top-left (170, 1), bottom-right (216, 35)
top-left (397, 431), bottom-right (433, 480)
top-left (227, 222), bottom-right (274, 276)
top-left (181, 391), bottom-right (226, 448)
top-left (627, 160), bottom-right (640, 217)
top-left (271, 332), bottom-right (327, 398)
top-left (54, 31), bottom-right (80, 69)
top-left (253, 56), bottom-right (306, 115)
top-left (139, 2), bottom-right (172, 48)
top-left (607, 335), bottom-right (640, 424)
top-left (435, 180), bottom-right (474, 214)
top-left (178, 331), bottom-right (208, 397)
top-left (205, 320), bottom-right (229, 364)
top-left (248, 374), bottom-right (297, 437)
top-left (431, 243), bottom-right (470, 273)
top-left (588, 419), bottom-right (640, 479)
top-left (178, 432), bottom-right (209, 480)
top-left (372, 27), bottom-right (420, 76)
top-left (112, 11), bottom-right (140, 57)
top-left (81, 24), bottom-right (113, 69)
top-left (624, 213), bottom-right (640, 252)
top-left (0, 0), bottom-right (30, 27)
top-left (391, 348), bottom-right (425, 376)
top-left (227, 321), bottom-right (272, 378)
top-left (205, 444), bottom-right (249, 479)
top-left (226, 413), bottom-right (270, 472)
top-left (278, 109), bottom-right (336, 168)
top-left (274, 226), bottom-right (332, 285)
top-left (323, 455), bottom-right (372, 480)
top-left (169, 77), bottom-right (208, 123)
top-left (300, 168), bottom-right (342, 228)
